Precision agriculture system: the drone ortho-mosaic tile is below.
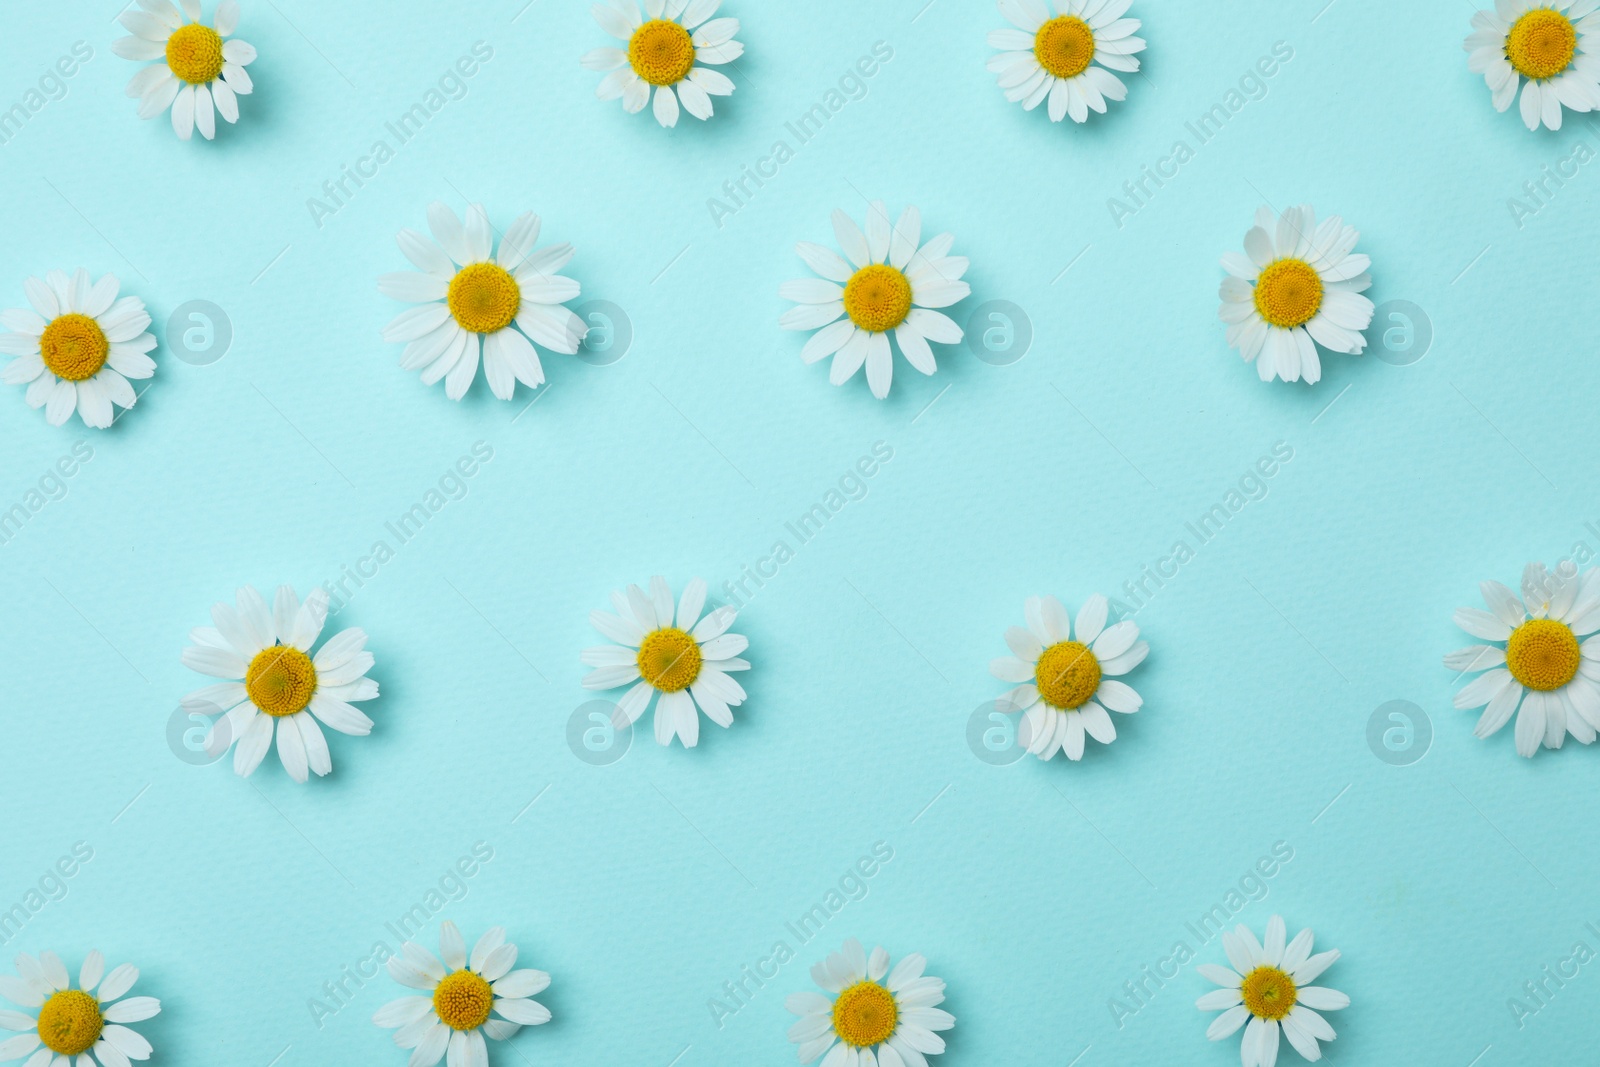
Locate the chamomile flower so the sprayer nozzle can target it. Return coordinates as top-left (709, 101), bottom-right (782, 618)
top-left (1198, 916), bottom-right (1348, 1067)
top-left (373, 921), bottom-right (551, 1067)
top-left (0, 270), bottom-right (155, 428)
top-left (786, 938), bottom-right (954, 1067)
top-left (1219, 205), bottom-right (1374, 385)
top-left (380, 202), bottom-right (586, 402)
top-left (986, 0), bottom-right (1146, 123)
top-left (0, 949), bottom-right (161, 1067)
top-left (181, 585), bottom-right (379, 782)
top-left (780, 202), bottom-right (970, 400)
top-left (989, 593), bottom-right (1147, 761)
top-left (113, 0), bottom-right (256, 141)
top-left (583, 576), bottom-right (749, 748)
top-left (583, 0), bottom-right (742, 127)
top-left (1465, 1), bottom-right (1600, 131)
top-left (1446, 562), bottom-right (1600, 756)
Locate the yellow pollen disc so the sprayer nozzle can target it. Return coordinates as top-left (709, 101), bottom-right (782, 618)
top-left (37, 990), bottom-right (102, 1057)
top-left (628, 19), bottom-right (696, 86)
top-left (1034, 15), bottom-right (1096, 79)
top-left (1240, 966), bottom-right (1297, 1021)
top-left (166, 22), bottom-right (225, 84)
top-left (832, 981), bottom-right (897, 1049)
top-left (1035, 640), bottom-right (1102, 710)
top-left (637, 627), bottom-right (702, 693)
top-left (1506, 9), bottom-right (1577, 80)
top-left (1505, 617), bottom-right (1581, 691)
top-left (432, 970), bottom-right (494, 1032)
top-left (446, 263), bottom-right (522, 335)
top-left (245, 645), bottom-right (318, 717)
top-left (39, 314), bottom-right (109, 382)
top-left (1253, 258), bottom-right (1324, 329)
top-left (843, 264), bottom-right (913, 333)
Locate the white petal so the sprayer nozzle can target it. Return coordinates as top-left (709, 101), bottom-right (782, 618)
top-left (493, 998), bottom-right (551, 1025)
top-left (653, 83), bottom-right (680, 126)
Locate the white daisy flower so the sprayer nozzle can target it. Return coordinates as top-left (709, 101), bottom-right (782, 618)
top-left (786, 938), bottom-right (954, 1067)
top-left (986, 0), bottom-right (1146, 123)
top-left (583, 576), bottom-right (749, 748)
top-left (780, 202), bottom-right (970, 400)
top-left (380, 202), bottom-right (586, 402)
top-left (1465, 0), bottom-right (1600, 131)
top-left (582, 0), bottom-right (742, 127)
top-left (1446, 561), bottom-right (1600, 756)
top-left (180, 585), bottom-right (379, 782)
top-left (989, 593), bottom-right (1147, 761)
top-left (0, 949), bottom-right (161, 1067)
top-left (0, 270), bottom-right (155, 428)
top-left (1197, 916), bottom-right (1348, 1067)
top-left (113, 0), bottom-right (256, 141)
top-left (1218, 205), bottom-right (1374, 385)
top-left (373, 921), bottom-right (551, 1067)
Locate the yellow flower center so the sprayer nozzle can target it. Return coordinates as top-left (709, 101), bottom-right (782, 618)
top-left (37, 990), bottom-right (102, 1057)
top-left (166, 22), bottom-right (225, 84)
top-left (628, 19), bottom-right (696, 86)
top-left (1253, 258), bottom-right (1324, 329)
top-left (636, 627), bottom-right (702, 692)
top-left (831, 980), bottom-right (897, 1049)
top-left (1506, 9), bottom-right (1577, 80)
top-left (1034, 15), bottom-right (1096, 79)
top-left (446, 263), bottom-right (522, 334)
top-left (1505, 617), bottom-right (1581, 691)
top-left (1240, 966), bottom-right (1297, 1021)
top-left (245, 645), bottom-right (318, 717)
top-left (432, 970), bottom-right (494, 1032)
top-left (1034, 640), bottom-right (1102, 710)
top-left (39, 313), bottom-right (109, 382)
top-left (842, 264), bottom-right (913, 334)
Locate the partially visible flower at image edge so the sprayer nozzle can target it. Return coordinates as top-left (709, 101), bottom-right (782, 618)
top-left (0, 949), bottom-right (161, 1067)
top-left (986, 0), bottom-right (1146, 123)
top-left (583, 0), bottom-right (742, 127)
top-left (786, 938), bottom-right (954, 1067)
top-left (1446, 561), bottom-right (1600, 756)
top-left (1197, 915), bottom-right (1348, 1067)
top-left (113, 0), bottom-right (256, 141)
top-left (1465, 0), bottom-right (1600, 131)
top-left (0, 269), bottom-right (155, 428)
top-left (373, 920), bottom-right (551, 1067)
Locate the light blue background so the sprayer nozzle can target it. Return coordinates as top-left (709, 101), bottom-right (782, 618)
top-left (2, 0), bottom-right (1598, 1063)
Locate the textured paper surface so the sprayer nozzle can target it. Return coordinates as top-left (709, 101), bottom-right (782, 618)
top-left (1, 0), bottom-right (1597, 1062)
